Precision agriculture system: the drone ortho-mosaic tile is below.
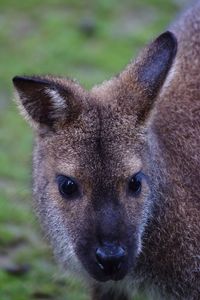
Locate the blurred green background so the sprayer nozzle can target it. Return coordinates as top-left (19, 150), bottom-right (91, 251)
top-left (0, 0), bottom-right (184, 299)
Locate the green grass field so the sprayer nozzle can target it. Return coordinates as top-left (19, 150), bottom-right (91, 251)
top-left (0, 1), bottom-right (182, 299)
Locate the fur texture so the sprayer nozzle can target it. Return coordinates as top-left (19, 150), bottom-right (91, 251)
top-left (13, 2), bottom-right (200, 300)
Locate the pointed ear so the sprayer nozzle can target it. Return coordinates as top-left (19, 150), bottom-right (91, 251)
top-left (13, 76), bottom-right (82, 129)
top-left (135, 31), bottom-right (177, 97)
top-left (116, 31), bottom-right (177, 122)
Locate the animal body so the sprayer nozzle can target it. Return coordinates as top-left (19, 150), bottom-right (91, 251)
top-left (13, 2), bottom-right (200, 300)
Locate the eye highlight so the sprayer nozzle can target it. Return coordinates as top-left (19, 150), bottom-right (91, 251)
top-left (56, 175), bottom-right (79, 199)
top-left (128, 172), bottom-right (144, 196)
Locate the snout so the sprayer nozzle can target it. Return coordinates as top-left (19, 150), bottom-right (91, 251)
top-left (75, 205), bottom-right (137, 282)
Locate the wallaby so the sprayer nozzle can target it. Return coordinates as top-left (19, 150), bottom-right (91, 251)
top-left (13, 2), bottom-right (200, 300)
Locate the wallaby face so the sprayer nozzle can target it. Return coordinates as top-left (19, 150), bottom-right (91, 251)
top-left (13, 33), bottom-right (177, 286)
top-left (33, 105), bottom-right (148, 282)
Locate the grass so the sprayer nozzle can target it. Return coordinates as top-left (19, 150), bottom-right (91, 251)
top-left (0, 0), bottom-right (181, 299)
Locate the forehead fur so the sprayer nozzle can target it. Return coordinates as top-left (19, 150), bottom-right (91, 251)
top-left (40, 77), bottom-right (145, 144)
top-left (39, 73), bottom-right (145, 143)
top-left (38, 88), bottom-right (144, 182)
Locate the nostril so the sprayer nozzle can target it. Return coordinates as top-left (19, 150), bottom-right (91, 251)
top-left (95, 244), bottom-right (126, 275)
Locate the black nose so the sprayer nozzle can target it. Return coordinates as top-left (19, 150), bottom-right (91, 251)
top-left (96, 242), bottom-right (126, 276)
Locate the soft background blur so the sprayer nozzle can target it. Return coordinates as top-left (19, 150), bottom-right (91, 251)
top-left (0, 1), bottom-right (185, 299)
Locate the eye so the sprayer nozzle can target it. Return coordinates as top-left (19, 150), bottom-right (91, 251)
top-left (56, 175), bottom-right (79, 199)
top-left (128, 172), bottom-right (143, 196)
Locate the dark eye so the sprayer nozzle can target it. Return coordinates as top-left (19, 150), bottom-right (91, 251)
top-left (128, 172), bottom-right (143, 196)
top-left (56, 175), bottom-right (79, 199)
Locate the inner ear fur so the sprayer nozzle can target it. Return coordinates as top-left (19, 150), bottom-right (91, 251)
top-left (136, 31), bottom-right (177, 97)
top-left (13, 75), bottom-right (83, 129)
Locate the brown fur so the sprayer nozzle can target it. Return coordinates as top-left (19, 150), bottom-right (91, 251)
top-left (13, 2), bottom-right (200, 300)
top-left (91, 284), bottom-right (130, 300)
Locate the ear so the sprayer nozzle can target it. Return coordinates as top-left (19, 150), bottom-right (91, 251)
top-left (135, 31), bottom-right (177, 97)
top-left (117, 31), bottom-right (177, 120)
top-left (13, 76), bottom-right (82, 129)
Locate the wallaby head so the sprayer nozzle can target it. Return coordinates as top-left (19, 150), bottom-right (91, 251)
top-left (13, 31), bottom-right (177, 283)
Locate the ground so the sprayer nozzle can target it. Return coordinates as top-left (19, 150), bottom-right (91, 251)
top-left (0, 0), bottom-right (183, 299)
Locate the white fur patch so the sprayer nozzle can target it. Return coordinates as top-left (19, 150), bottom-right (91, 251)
top-left (46, 88), bottom-right (67, 109)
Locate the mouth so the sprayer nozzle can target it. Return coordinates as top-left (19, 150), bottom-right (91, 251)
top-left (87, 257), bottom-right (129, 282)
top-left (93, 269), bottom-right (128, 282)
